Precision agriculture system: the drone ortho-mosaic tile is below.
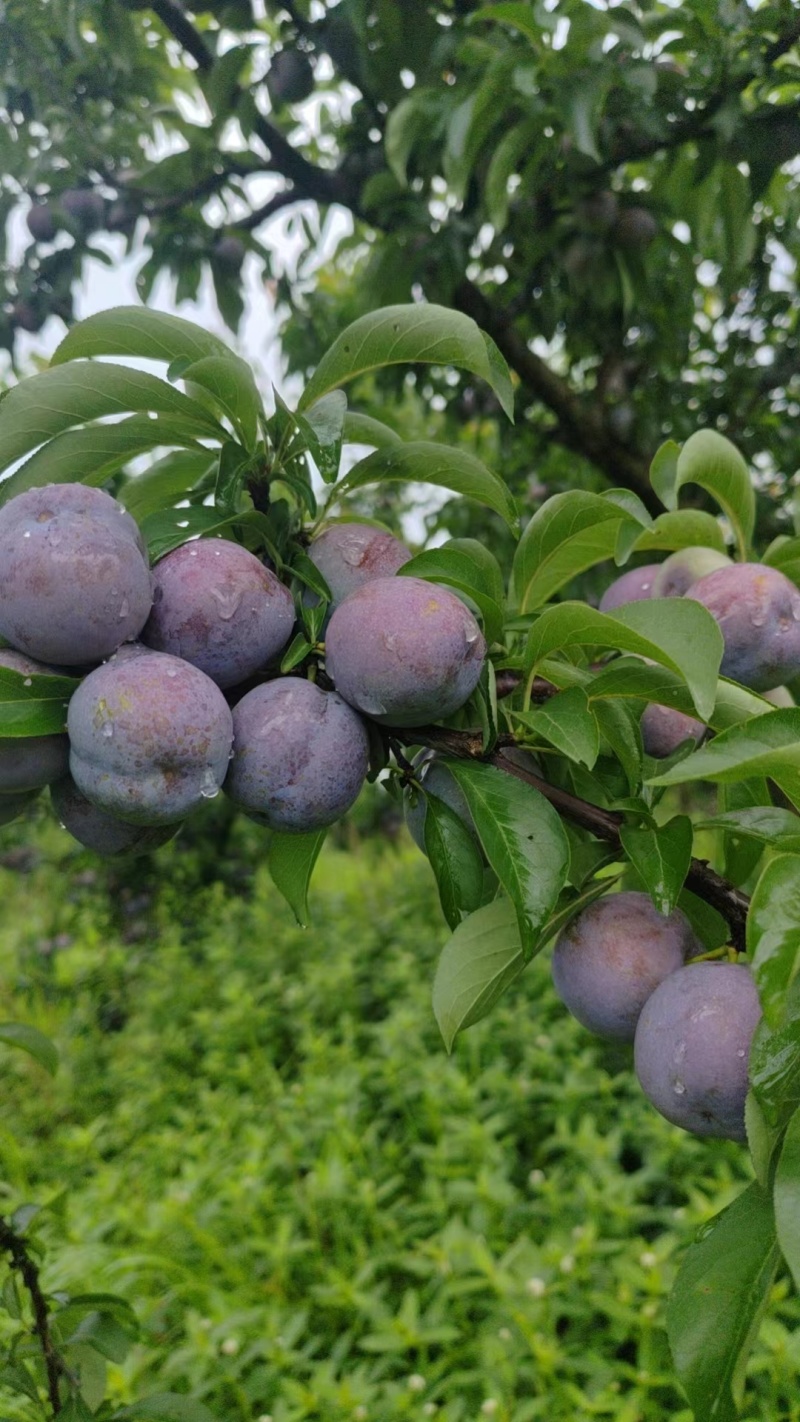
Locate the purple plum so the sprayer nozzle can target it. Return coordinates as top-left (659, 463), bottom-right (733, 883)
top-left (641, 703), bottom-right (705, 759)
top-left (225, 677), bottom-right (369, 832)
top-left (687, 563), bottom-right (800, 691)
top-left (404, 750), bottom-right (478, 854)
top-left (308, 523), bottom-right (411, 609)
top-left (326, 577), bottom-right (486, 727)
top-left (634, 961), bottom-right (761, 1140)
top-left (599, 564), bottom-right (659, 613)
top-left (551, 891), bottom-right (700, 1041)
top-left (142, 539), bottom-right (295, 688)
top-left (651, 546), bottom-right (731, 598)
top-left (51, 776), bottom-right (180, 857)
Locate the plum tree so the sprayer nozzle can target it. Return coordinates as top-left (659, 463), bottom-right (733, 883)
top-left (51, 776), bottom-right (180, 857)
top-left (687, 563), bottom-right (800, 691)
top-left (551, 892), bottom-right (700, 1041)
top-left (0, 650), bottom-right (70, 792)
top-left (634, 962), bottom-right (761, 1140)
top-left (640, 703), bottom-right (705, 759)
top-left (598, 564), bottom-right (659, 612)
top-left (225, 678), bottom-right (369, 832)
top-left (404, 750), bottom-right (479, 853)
top-left (308, 523), bottom-right (411, 609)
top-left (142, 539), bottom-right (295, 688)
top-left (0, 484), bottom-right (153, 665)
top-left (325, 577), bottom-right (486, 726)
top-left (68, 649), bottom-right (234, 825)
top-left (651, 546), bottom-right (731, 598)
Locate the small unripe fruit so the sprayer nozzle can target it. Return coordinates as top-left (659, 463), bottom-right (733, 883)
top-left (634, 962), bottom-right (761, 1140)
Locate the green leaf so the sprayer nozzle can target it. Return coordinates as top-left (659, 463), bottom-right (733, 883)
top-left (667, 1183), bottom-right (779, 1422)
top-left (631, 509), bottom-right (727, 555)
top-left (764, 534), bottom-right (800, 588)
top-left (472, 3), bottom-right (541, 44)
top-left (696, 805), bottom-right (800, 851)
top-left (280, 634), bottom-right (313, 673)
top-left (747, 855), bottom-right (800, 1027)
top-left (619, 815), bottom-right (693, 916)
top-left (526, 599), bottom-right (724, 721)
top-left (0, 1362), bottom-right (39, 1403)
top-left (648, 709), bottom-right (800, 812)
top-left (432, 898), bottom-right (523, 1052)
top-left (341, 411), bottom-right (403, 449)
top-left (114, 1395), bottom-right (218, 1422)
top-left (586, 656), bottom-right (772, 733)
top-left (745, 1090), bottom-right (776, 1190)
top-left (513, 687), bottom-right (599, 770)
top-left (299, 391), bottom-right (347, 483)
top-left (335, 441), bottom-right (518, 531)
top-left (0, 667), bottom-right (78, 738)
top-left (67, 1310), bottom-right (135, 1364)
top-left (51, 305), bottom-right (234, 367)
top-left (0, 363), bottom-right (224, 483)
top-left (59, 1397), bottom-right (94, 1422)
top-left (649, 439), bottom-right (680, 510)
top-left (774, 1105), bottom-right (800, 1290)
top-left (214, 441), bottom-right (252, 516)
top-left (424, 791), bottom-right (485, 930)
top-left (267, 830), bottom-right (327, 927)
top-left (180, 355), bottom-right (262, 450)
top-left (399, 542), bottom-right (504, 644)
top-left (676, 429), bottom-right (755, 560)
top-left (0, 1022), bottom-right (59, 1075)
top-left (299, 304), bottom-right (515, 422)
top-left (118, 451), bottom-right (216, 522)
top-left (512, 491), bottom-right (642, 612)
top-left (445, 761), bottom-right (569, 957)
top-left (751, 1009), bottom-right (800, 1128)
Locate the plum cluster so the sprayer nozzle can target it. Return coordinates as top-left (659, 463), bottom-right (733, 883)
top-left (551, 892), bottom-right (761, 1141)
top-left (0, 485), bottom-right (486, 855)
top-left (600, 545), bottom-right (800, 755)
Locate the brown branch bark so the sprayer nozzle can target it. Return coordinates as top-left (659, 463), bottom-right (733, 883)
top-left (391, 722), bottom-right (750, 952)
top-left (0, 1216), bottom-right (62, 1414)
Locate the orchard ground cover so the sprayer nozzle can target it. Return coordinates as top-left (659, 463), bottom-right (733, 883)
top-left (1, 803), bottom-right (800, 1422)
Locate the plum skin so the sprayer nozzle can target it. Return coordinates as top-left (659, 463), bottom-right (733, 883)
top-left (225, 678), bottom-right (369, 832)
top-left (51, 776), bottom-right (180, 857)
top-left (326, 576), bottom-right (486, 727)
top-left (651, 546), bottom-right (731, 598)
top-left (599, 564), bottom-right (659, 613)
top-left (308, 523), bottom-right (411, 610)
top-left (68, 648), bottom-right (234, 825)
top-left (551, 891), bottom-right (700, 1041)
top-left (634, 962), bottom-right (761, 1140)
top-left (142, 539), bottom-right (295, 688)
top-left (687, 563), bottom-right (800, 691)
top-left (0, 649), bottom-right (70, 792)
top-left (0, 484), bottom-right (153, 666)
top-left (641, 703), bottom-right (705, 759)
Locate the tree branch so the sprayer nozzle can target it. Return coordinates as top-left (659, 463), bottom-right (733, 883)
top-left (0, 1216), bottom-right (62, 1414)
top-left (391, 722), bottom-right (750, 952)
top-left (150, 0), bottom-right (213, 70)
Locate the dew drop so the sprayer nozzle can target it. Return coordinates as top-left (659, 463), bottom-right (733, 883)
top-left (102, 722), bottom-right (114, 739)
top-left (189, 548), bottom-right (198, 557)
top-left (214, 549), bottom-right (222, 557)
top-left (22, 531), bottom-right (31, 539)
top-left (118, 597), bottom-right (130, 620)
top-left (792, 599), bottom-right (800, 623)
top-left (166, 667), bottom-right (179, 678)
top-left (751, 606), bottom-right (767, 628)
top-left (211, 587), bottom-right (242, 622)
top-left (736, 1048), bottom-right (746, 1058)
top-left (465, 630), bottom-right (480, 645)
top-left (673, 1080), bottom-right (686, 1096)
top-left (23, 677), bottom-right (32, 687)
top-left (199, 769), bottom-right (220, 800)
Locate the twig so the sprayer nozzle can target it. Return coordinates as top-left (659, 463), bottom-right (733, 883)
top-left (0, 1216), bottom-right (62, 1414)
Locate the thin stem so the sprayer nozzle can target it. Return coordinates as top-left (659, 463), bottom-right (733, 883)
top-left (0, 1217), bottom-right (62, 1415)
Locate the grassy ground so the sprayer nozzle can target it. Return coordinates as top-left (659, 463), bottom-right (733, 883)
top-left (1, 799), bottom-right (800, 1421)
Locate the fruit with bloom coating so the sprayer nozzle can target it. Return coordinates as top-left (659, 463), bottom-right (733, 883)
top-left (0, 484), bottom-right (152, 665)
top-left (26, 203), bottom-right (57, 242)
top-left (651, 546), bottom-right (731, 598)
top-left (225, 678), bottom-right (369, 832)
top-left (142, 539), bottom-right (294, 688)
top-left (634, 962), bottom-right (761, 1139)
top-left (640, 703), bottom-right (705, 759)
top-left (326, 577), bottom-right (485, 727)
top-left (551, 891), bottom-right (700, 1041)
top-left (51, 776), bottom-right (180, 857)
top-left (68, 649), bottom-right (233, 825)
top-left (0, 650), bottom-right (70, 792)
top-left (687, 563), bottom-right (800, 691)
top-left (598, 565), bottom-right (659, 613)
top-left (308, 523), bottom-right (411, 610)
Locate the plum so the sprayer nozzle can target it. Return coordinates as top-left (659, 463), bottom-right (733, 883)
top-left (599, 564), bottom-right (659, 613)
top-left (551, 891), bottom-right (700, 1041)
top-left (59, 189), bottom-right (105, 231)
top-left (404, 751), bottom-right (478, 853)
top-left (308, 523), bottom-right (411, 609)
top-left (266, 49), bottom-right (315, 107)
top-left (641, 703), bottom-right (705, 759)
top-left (634, 961), bottom-right (761, 1140)
top-left (0, 649), bottom-right (70, 791)
top-left (26, 203), bottom-right (57, 242)
top-left (51, 776), bottom-right (179, 857)
top-left (225, 677), bottom-right (369, 832)
top-left (142, 539), bottom-right (294, 688)
top-left (0, 483), bottom-right (152, 665)
top-left (68, 648), bottom-right (233, 825)
top-left (326, 577), bottom-right (486, 727)
top-left (651, 546), bottom-right (731, 598)
top-left (687, 563), bottom-right (800, 691)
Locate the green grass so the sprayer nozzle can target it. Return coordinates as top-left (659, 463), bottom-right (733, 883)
top-left (1, 800), bottom-right (799, 1421)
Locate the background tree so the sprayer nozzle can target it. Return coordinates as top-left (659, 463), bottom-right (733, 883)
top-left (3, 0), bottom-right (800, 534)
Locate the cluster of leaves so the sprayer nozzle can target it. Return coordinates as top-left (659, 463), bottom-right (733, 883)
top-left (3, 0), bottom-right (800, 533)
top-left (3, 820), bottom-right (800, 1422)
top-left (1, 299), bottom-right (800, 1420)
